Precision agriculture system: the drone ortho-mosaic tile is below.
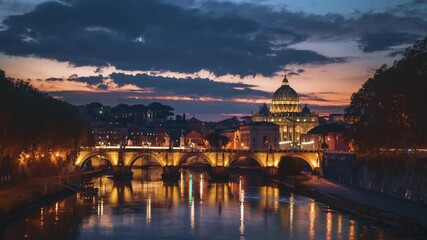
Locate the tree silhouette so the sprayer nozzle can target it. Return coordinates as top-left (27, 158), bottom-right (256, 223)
top-left (345, 37), bottom-right (427, 152)
top-left (205, 133), bottom-right (229, 149)
top-left (0, 70), bottom-right (83, 177)
top-left (308, 123), bottom-right (346, 149)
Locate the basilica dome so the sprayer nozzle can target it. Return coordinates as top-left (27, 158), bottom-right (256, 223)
top-left (270, 75), bottom-right (301, 113)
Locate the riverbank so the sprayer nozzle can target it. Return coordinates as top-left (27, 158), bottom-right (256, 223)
top-left (291, 176), bottom-right (427, 235)
top-left (0, 175), bottom-right (78, 227)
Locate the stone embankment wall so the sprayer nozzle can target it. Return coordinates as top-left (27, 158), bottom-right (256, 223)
top-left (322, 152), bottom-right (427, 204)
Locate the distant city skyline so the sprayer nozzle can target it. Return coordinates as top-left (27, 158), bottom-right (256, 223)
top-left (0, 0), bottom-right (426, 121)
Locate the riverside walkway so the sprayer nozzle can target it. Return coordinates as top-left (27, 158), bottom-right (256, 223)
top-left (302, 177), bottom-right (427, 233)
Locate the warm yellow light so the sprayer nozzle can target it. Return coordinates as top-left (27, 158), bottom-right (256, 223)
top-left (25, 154), bottom-right (30, 159)
top-left (55, 153), bottom-right (60, 157)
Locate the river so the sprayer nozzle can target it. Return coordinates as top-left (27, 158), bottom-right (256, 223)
top-left (0, 169), bottom-right (418, 239)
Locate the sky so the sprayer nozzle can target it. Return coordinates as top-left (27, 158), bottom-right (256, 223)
top-left (0, 0), bottom-right (426, 121)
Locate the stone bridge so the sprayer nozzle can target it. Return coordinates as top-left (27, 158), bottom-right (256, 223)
top-left (75, 146), bottom-right (321, 178)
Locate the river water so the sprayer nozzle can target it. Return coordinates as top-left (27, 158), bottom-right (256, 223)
top-left (0, 169), bottom-right (418, 240)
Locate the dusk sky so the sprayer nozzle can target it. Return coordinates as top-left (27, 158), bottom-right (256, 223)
top-left (0, 0), bottom-right (426, 121)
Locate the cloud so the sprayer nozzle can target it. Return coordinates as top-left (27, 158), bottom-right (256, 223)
top-left (304, 104), bottom-right (347, 115)
top-left (194, 1), bottom-right (427, 52)
top-left (2, 0), bottom-right (424, 78)
top-left (0, 0), bottom-right (340, 77)
top-left (48, 72), bottom-right (274, 99)
top-left (358, 31), bottom-right (421, 52)
top-left (387, 0), bottom-right (427, 21)
top-left (68, 74), bottom-right (105, 85)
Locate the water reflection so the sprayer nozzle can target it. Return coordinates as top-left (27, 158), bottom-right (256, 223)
top-left (309, 199), bottom-right (315, 240)
top-left (0, 168), bottom-right (420, 240)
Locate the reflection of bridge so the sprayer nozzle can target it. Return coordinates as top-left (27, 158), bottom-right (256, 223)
top-left (76, 146), bottom-right (321, 178)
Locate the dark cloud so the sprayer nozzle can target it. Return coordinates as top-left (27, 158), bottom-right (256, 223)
top-left (298, 93), bottom-right (330, 102)
top-left (1, 0), bottom-right (423, 77)
top-left (111, 73), bottom-right (272, 98)
top-left (47, 74), bottom-right (105, 85)
top-left (388, 1), bottom-right (427, 21)
top-left (57, 72), bottom-right (273, 99)
top-left (46, 77), bottom-right (62, 81)
top-left (287, 72), bottom-right (299, 76)
top-left (284, 68), bottom-right (305, 76)
top-left (389, 49), bottom-right (405, 57)
top-left (69, 75), bottom-right (105, 85)
top-left (0, 0), bottom-right (38, 14)
top-left (192, 1), bottom-right (427, 52)
top-left (0, 0), bottom-right (339, 77)
top-left (298, 91), bottom-right (345, 103)
top-left (304, 104), bottom-right (347, 115)
top-left (358, 31), bottom-right (421, 52)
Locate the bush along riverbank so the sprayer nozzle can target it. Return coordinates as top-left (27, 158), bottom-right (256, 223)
top-left (0, 176), bottom-right (78, 227)
top-left (280, 176), bottom-right (427, 235)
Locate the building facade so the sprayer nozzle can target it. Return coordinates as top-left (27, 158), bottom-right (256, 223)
top-left (251, 75), bottom-right (318, 149)
top-left (239, 122), bottom-right (280, 150)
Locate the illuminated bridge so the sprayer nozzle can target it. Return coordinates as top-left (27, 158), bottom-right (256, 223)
top-left (76, 146), bottom-right (321, 179)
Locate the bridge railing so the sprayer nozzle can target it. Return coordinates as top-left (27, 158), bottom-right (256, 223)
top-left (79, 145), bottom-right (323, 153)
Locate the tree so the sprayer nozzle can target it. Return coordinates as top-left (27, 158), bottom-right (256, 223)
top-left (205, 133), bottom-right (229, 149)
top-left (345, 37), bottom-right (427, 152)
top-left (147, 102), bottom-right (174, 119)
top-left (0, 69), bottom-right (84, 177)
top-left (308, 123), bottom-right (346, 149)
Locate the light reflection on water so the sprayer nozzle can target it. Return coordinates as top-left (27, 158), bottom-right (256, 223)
top-left (0, 168), bottom-right (421, 240)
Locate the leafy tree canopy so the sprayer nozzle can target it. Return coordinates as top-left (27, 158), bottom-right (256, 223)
top-left (0, 69), bottom-right (84, 175)
top-left (345, 37), bottom-right (427, 152)
top-left (205, 133), bottom-right (229, 149)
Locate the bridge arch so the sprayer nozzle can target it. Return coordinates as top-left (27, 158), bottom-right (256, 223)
top-left (128, 152), bottom-right (165, 168)
top-left (77, 151), bottom-right (114, 171)
top-left (277, 153), bottom-right (319, 170)
top-left (178, 152), bottom-right (214, 167)
top-left (228, 153), bottom-right (265, 168)
top-left (277, 153), bottom-right (319, 176)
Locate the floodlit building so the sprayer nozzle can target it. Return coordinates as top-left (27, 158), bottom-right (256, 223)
top-left (185, 130), bottom-right (205, 148)
top-left (251, 75), bottom-right (318, 149)
top-left (239, 122), bottom-right (280, 150)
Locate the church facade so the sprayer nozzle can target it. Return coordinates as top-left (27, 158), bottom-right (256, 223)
top-left (251, 75), bottom-right (318, 149)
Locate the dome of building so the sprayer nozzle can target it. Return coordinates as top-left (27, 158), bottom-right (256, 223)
top-left (301, 104), bottom-right (311, 114)
top-left (270, 75), bottom-right (301, 113)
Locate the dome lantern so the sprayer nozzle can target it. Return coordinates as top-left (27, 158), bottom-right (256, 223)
top-left (281, 74), bottom-right (289, 86)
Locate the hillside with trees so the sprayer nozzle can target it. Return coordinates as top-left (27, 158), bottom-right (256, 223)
top-left (345, 37), bottom-right (427, 152)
